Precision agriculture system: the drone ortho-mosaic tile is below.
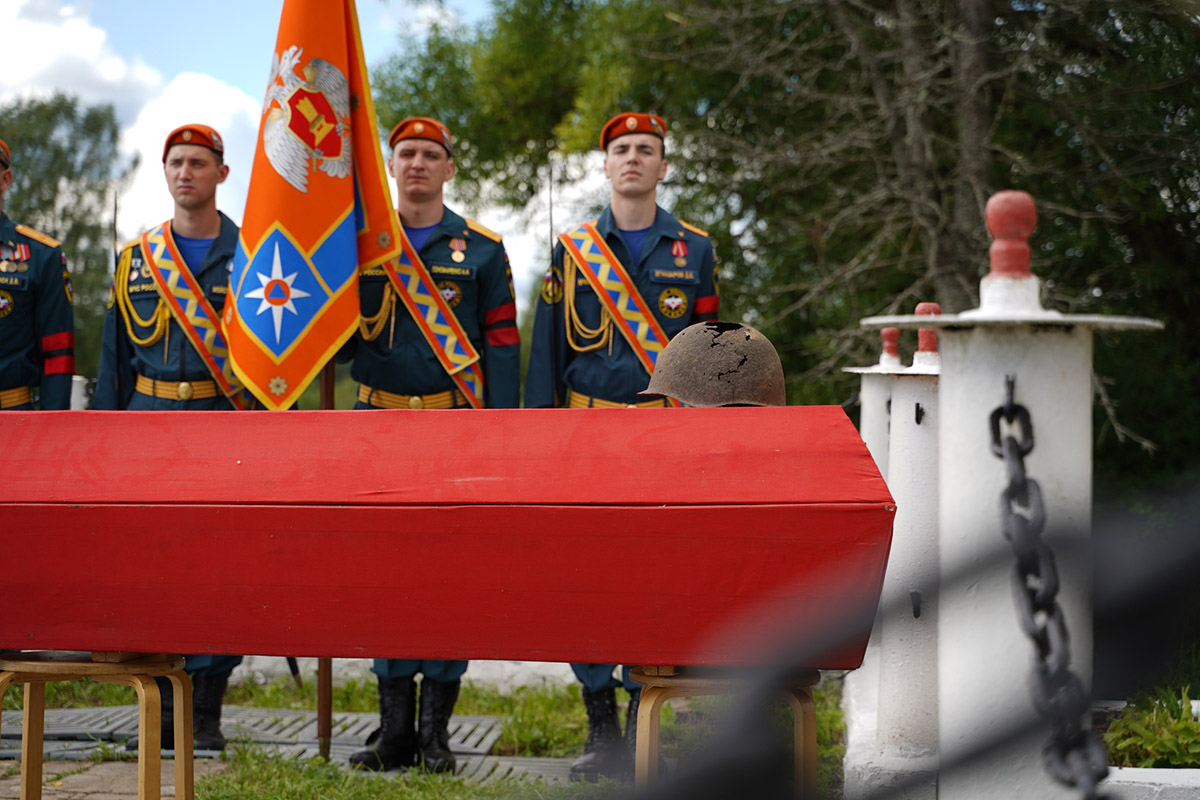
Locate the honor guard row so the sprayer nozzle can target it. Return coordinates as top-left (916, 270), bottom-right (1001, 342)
top-left (0, 136), bottom-right (76, 411)
top-left (6, 112), bottom-right (792, 785)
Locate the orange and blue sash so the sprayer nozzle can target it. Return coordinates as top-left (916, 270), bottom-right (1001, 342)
top-left (381, 230), bottom-right (485, 408)
top-left (142, 223), bottom-right (250, 409)
top-left (559, 222), bottom-right (681, 407)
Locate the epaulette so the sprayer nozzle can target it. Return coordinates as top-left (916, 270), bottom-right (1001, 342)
top-left (677, 219), bottom-right (710, 238)
top-left (14, 223), bottom-right (60, 249)
top-left (465, 218), bottom-right (502, 242)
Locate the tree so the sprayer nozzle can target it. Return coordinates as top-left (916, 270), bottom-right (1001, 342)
top-left (1, 93), bottom-right (137, 380)
top-left (373, 0), bottom-right (1200, 492)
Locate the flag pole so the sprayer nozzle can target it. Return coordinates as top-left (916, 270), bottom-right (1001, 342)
top-left (318, 363), bottom-right (336, 759)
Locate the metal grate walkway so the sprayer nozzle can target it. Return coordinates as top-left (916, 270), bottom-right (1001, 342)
top-left (0, 705), bottom-right (572, 784)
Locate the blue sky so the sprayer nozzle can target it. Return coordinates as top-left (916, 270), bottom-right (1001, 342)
top-left (1, 0), bottom-right (593, 309)
top-left (86, 1), bottom-right (490, 103)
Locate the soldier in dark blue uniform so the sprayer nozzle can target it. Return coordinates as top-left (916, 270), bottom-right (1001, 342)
top-left (345, 116), bottom-right (519, 774)
top-left (0, 137), bottom-right (75, 411)
top-left (95, 124), bottom-right (244, 752)
top-left (525, 112), bottom-right (720, 781)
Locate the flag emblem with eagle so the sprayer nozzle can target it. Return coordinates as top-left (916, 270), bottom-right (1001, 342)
top-left (262, 46), bottom-right (352, 193)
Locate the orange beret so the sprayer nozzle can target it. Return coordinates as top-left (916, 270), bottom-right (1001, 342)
top-left (388, 117), bottom-right (453, 156)
top-left (162, 124), bottom-right (224, 162)
top-left (600, 113), bottom-right (667, 151)
top-left (0, 138), bottom-right (10, 170)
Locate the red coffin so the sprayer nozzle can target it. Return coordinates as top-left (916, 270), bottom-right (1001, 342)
top-left (1, 406), bottom-right (894, 668)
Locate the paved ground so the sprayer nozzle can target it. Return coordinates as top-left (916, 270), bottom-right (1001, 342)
top-left (0, 660), bottom-right (579, 799)
top-left (0, 759), bottom-right (227, 800)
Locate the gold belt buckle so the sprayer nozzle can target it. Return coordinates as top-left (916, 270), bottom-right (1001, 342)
top-left (177, 381), bottom-right (194, 401)
top-left (408, 395), bottom-right (424, 410)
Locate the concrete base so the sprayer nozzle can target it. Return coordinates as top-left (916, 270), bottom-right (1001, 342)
top-left (1105, 768), bottom-right (1200, 799)
top-left (843, 750), bottom-right (937, 800)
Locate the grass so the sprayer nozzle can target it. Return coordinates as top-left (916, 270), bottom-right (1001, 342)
top-left (2, 669), bottom-right (846, 797)
top-left (200, 744), bottom-right (621, 800)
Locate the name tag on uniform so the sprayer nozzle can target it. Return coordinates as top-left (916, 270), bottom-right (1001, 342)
top-left (652, 268), bottom-right (698, 284)
top-left (0, 274), bottom-right (28, 290)
top-left (430, 264), bottom-right (476, 279)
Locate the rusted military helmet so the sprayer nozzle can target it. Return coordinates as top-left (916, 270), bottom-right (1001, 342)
top-left (640, 321), bottom-right (786, 407)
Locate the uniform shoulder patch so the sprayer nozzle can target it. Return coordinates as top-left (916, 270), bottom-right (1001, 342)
top-left (677, 219), bottom-right (710, 238)
top-left (464, 218), bottom-right (502, 242)
top-left (14, 224), bottom-right (61, 249)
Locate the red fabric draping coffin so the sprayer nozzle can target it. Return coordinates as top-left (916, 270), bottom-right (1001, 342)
top-left (1, 407), bottom-right (894, 668)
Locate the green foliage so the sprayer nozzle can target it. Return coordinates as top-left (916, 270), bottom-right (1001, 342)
top-left (1, 678), bottom-right (136, 710)
top-left (372, 0), bottom-right (1200, 493)
top-left (1105, 686), bottom-right (1200, 768)
top-left (460, 681), bottom-right (593, 758)
top-left (0, 92), bottom-right (137, 380)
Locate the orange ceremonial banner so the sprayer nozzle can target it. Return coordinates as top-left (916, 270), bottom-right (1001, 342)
top-left (225, 0), bottom-right (401, 410)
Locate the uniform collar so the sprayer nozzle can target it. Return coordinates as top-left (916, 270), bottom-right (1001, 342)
top-left (434, 205), bottom-right (469, 241)
top-left (595, 205), bottom-right (682, 240)
top-left (170, 211), bottom-right (238, 277)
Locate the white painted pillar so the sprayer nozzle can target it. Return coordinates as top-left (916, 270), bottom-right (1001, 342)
top-left (842, 327), bottom-right (906, 799)
top-left (876, 304), bottom-right (941, 784)
top-left (861, 191), bottom-right (1160, 799)
top-left (847, 327), bottom-right (902, 480)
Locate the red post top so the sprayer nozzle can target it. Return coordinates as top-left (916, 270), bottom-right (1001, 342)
top-left (915, 302), bottom-right (941, 353)
top-left (985, 190), bottom-right (1037, 278)
top-left (881, 327), bottom-right (901, 359)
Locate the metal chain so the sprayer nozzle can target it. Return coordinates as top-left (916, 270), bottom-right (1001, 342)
top-left (990, 375), bottom-right (1110, 799)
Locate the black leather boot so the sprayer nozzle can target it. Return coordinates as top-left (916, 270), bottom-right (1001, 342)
top-left (192, 674), bottom-right (229, 751)
top-left (125, 675), bottom-right (174, 751)
top-left (570, 686), bottom-right (630, 782)
top-left (349, 677), bottom-right (417, 771)
top-left (417, 678), bottom-right (460, 773)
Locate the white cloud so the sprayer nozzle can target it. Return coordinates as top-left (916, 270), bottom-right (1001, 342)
top-left (2, 0), bottom-right (161, 125)
top-left (117, 73), bottom-right (260, 242)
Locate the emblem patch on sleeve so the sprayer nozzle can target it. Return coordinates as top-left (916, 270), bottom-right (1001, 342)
top-left (540, 266), bottom-right (563, 305)
top-left (62, 270), bottom-right (74, 306)
top-left (0, 289), bottom-right (13, 318)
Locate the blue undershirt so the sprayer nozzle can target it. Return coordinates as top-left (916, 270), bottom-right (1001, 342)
top-left (404, 222), bottom-right (440, 253)
top-left (618, 226), bottom-right (652, 263)
top-left (173, 233), bottom-right (215, 270)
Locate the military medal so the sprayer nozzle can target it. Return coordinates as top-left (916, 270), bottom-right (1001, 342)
top-left (0, 261), bottom-right (9, 273)
top-left (449, 237), bottom-right (466, 263)
top-left (672, 240), bottom-right (688, 268)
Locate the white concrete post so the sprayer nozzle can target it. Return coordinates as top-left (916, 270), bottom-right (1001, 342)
top-left (846, 327), bottom-right (902, 480)
top-left (846, 307), bottom-right (942, 800)
top-left (876, 304), bottom-right (941, 780)
top-left (842, 326), bottom-right (906, 797)
top-left (861, 191), bottom-right (1160, 799)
